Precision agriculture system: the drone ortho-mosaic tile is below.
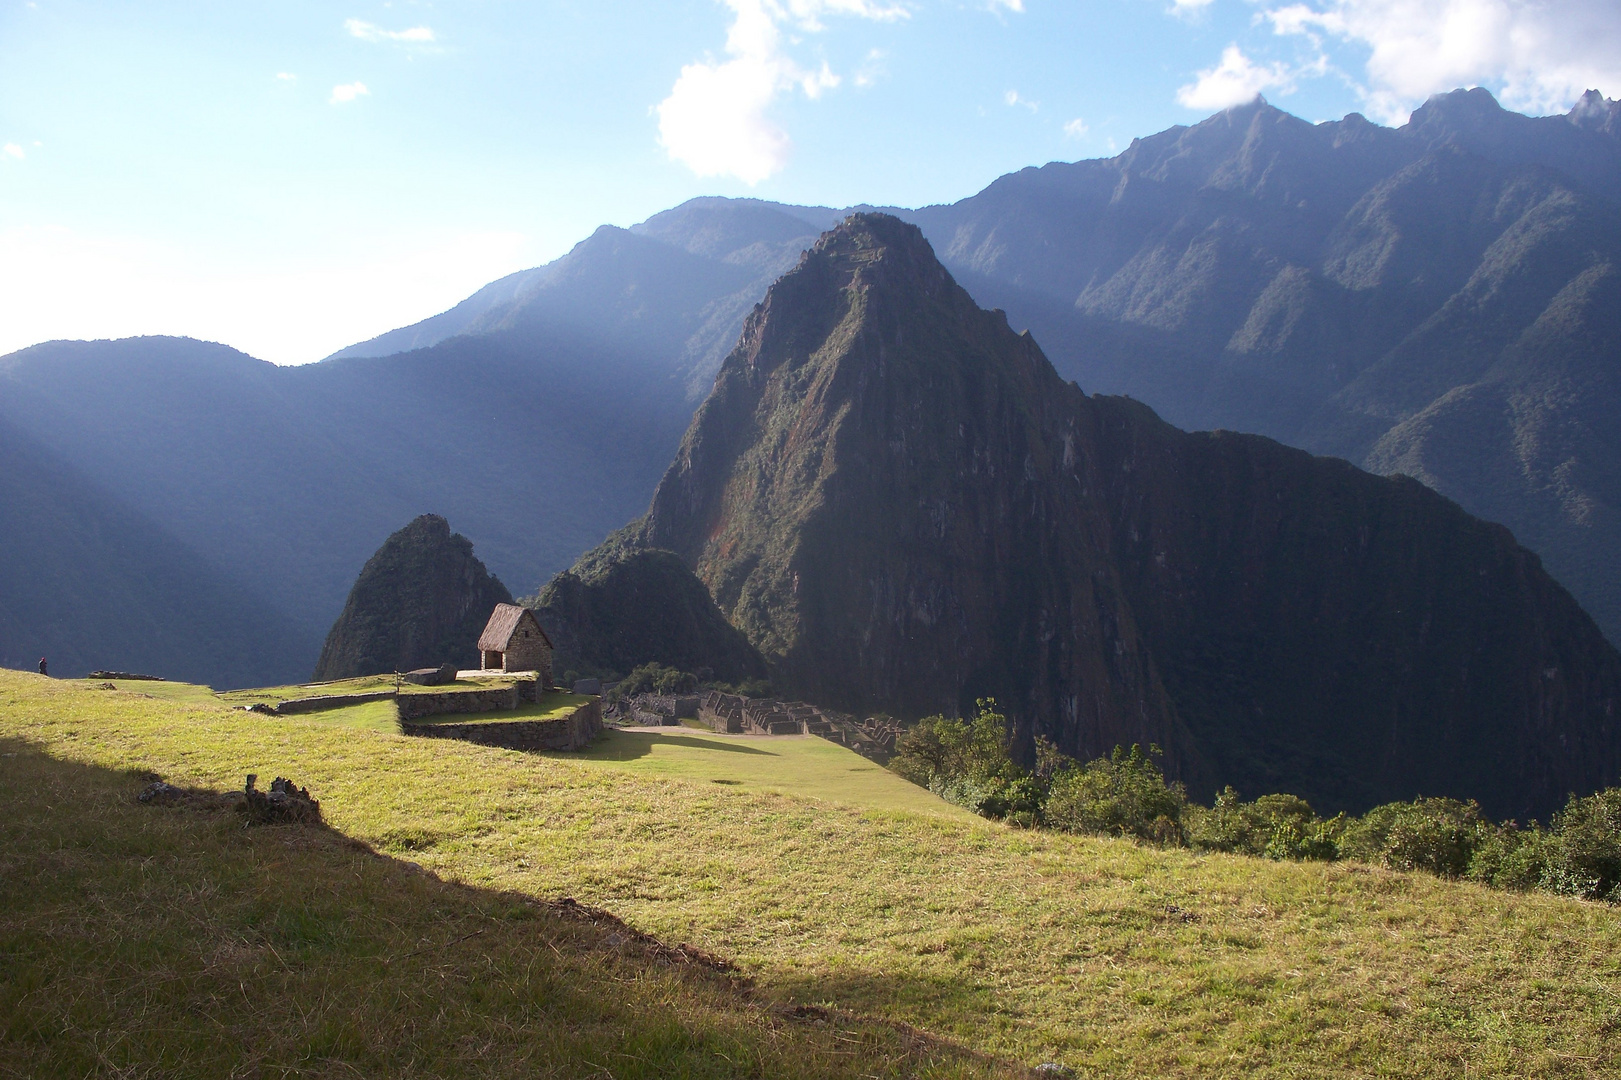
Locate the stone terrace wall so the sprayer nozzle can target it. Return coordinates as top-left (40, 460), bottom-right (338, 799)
top-left (275, 691), bottom-right (397, 715)
top-left (396, 684), bottom-right (521, 722)
top-left (403, 698), bottom-right (601, 752)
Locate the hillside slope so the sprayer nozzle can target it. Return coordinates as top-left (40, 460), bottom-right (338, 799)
top-left (626, 213), bottom-right (1621, 818)
top-left (313, 515), bottom-right (514, 680)
top-left (7, 671), bottom-right (1620, 1077)
top-left (0, 414), bottom-right (317, 686)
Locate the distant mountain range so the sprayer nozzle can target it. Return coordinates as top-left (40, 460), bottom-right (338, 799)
top-left (0, 412), bottom-right (316, 686)
top-left (2, 87), bottom-right (1617, 686)
top-left (572, 212), bottom-right (1621, 819)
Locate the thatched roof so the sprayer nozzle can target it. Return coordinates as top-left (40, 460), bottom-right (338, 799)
top-left (477, 603), bottom-right (552, 651)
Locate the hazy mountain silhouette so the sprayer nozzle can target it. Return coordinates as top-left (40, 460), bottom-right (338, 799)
top-left (0, 412), bottom-right (317, 686)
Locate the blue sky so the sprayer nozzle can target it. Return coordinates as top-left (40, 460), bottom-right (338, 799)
top-left (1, 0), bottom-right (1616, 363)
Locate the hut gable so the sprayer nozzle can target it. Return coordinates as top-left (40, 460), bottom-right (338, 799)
top-left (477, 603), bottom-right (554, 681)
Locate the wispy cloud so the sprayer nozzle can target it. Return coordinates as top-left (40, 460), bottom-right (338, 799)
top-left (1004, 89), bottom-right (1039, 112)
top-left (345, 18), bottom-right (436, 45)
top-left (1177, 44), bottom-right (1300, 109)
top-left (330, 81), bottom-right (370, 104)
top-left (656, 0), bottom-right (908, 184)
top-left (275, 72), bottom-right (297, 82)
top-left (1063, 117), bottom-right (1090, 138)
top-left (2, 144), bottom-right (24, 160)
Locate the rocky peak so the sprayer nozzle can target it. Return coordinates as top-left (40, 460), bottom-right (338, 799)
top-left (622, 212), bottom-right (1621, 816)
top-left (312, 514), bottom-right (513, 681)
top-left (1569, 88), bottom-right (1621, 135)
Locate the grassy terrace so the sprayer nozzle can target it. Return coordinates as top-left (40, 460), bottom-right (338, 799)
top-left (5, 670), bottom-right (1621, 1077)
top-left (216, 673), bottom-right (538, 707)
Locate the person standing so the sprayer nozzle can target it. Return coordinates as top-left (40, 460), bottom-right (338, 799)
top-left (38, 657), bottom-right (47, 677)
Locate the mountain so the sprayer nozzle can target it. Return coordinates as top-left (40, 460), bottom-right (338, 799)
top-left (530, 530), bottom-right (767, 685)
top-left (907, 88), bottom-right (1621, 644)
top-left (0, 412), bottom-right (317, 686)
top-left (9, 90), bottom-right (1621, 689)
top-left (0, 202), bottom-right (842, 683)
top-left (313, 515), bottom-right (514, 681)
top-left (598, 212), bottom-right (1621, 819)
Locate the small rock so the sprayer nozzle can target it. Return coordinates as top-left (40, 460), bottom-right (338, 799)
top-left (137, 781), bottom-right (183, 804)
top-left (239, 775), bottom-right (321, 825)
top-left (1034, 1065), bottom-right (1075, 1078)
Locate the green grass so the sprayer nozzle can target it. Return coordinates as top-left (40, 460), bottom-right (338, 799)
top-left (218, 673), bottom-right (537, 708)
top-left (572, 727), bottom-right (976, 818)
top-left (5, 670), bottom-right (1621, 1078)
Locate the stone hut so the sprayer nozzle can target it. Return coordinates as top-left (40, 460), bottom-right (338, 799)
top-left (477, 603), bottom-right (554, 684)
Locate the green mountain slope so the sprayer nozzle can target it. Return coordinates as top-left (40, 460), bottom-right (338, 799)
top-left (621, 213), bottom-right (1621, 818)
top-left (313, 515), bottom-right (513, 680)
top-left (0, 414), bottom-right (317, 686)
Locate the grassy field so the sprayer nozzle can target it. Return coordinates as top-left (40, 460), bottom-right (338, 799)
top-left (217, 673), bottom-right (542, 707)
top-left (573, 727), bottom-right (975, 818)
top-left (5, 670), bottom-right (1621, 1078)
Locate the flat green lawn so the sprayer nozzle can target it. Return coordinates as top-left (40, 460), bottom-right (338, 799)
top-left (571, 727), bottom-right (975, 818)
top-left (5, 670), bottom-right (1621, 1078)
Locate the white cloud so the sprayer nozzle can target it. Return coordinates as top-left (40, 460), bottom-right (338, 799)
top-left (330, 81), bottom-right (370, 105)
top-left (656, 0), bottom-right (907, 184)
top-left (1004, 89), bottom-right (1039, 111)
top-left (1170, 0), bottom-right (1217, 16)
top-left (1063, 117), bottom-right (1090, 138)
top-left (987, 0), bottom-right (1025, 11)
top-left (2, 144), bottom-right (24, 160)
top-left (275, 72), bottom-right (297, 82)
top-left (1265, 0), bottom-right (1621, 122)
top-left (344, 18), bottom-right (436, 44)
top-left (1177, 44), bottom-right (1299, 109)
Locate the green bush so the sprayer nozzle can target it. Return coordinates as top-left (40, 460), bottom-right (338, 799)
top-left (1185, 788), bottom-right (1340, 860)
top-left (608, 663), bottom-right (698, 702)
top-left (892, 700), bottom-right (1038, 822)
top-left (1043, 744), bottom-right (1186, 845)
top-left (1340, 797), bottom-right (1484, 878)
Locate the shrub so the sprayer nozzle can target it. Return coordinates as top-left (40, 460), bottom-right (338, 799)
top-left (892, 700), bottom-right (1037, 821)
top-left (1537, 789), bottom-right (1621, 901)
top-left (1186, 789), bottom-right (1339, 860)
top-left (608, 663), bottom-right (698, 702)
top-left (1341, 797), bottom-right (1484, 878)
top-left (1044, 744), bottom-right (1187, 845)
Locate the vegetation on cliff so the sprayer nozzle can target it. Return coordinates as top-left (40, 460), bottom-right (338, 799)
top-left (312, 515), bottom-right (513, 681)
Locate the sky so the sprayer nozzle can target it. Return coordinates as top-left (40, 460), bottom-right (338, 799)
top-left (1, 0), bottom-right (1617, 365)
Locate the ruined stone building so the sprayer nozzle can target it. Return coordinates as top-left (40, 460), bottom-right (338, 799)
top-left (477, 603), bottom-right (554, 685)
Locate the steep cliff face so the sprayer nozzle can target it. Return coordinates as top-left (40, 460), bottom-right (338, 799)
top-left (635, 213), bottom-right (1621, 817)
top-left (313, 515), bottom-right (513, 680)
